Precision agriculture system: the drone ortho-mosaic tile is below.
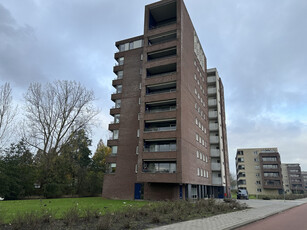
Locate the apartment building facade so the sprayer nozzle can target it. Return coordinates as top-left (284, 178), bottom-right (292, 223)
top-left (103, 0), bottom-right (230, 200)
top-left (236, 148), bottom-right (283, 196)
top-left (282, 164), bottom-right (304, 194)
top-left (301, 171), bottom-right (307, 192)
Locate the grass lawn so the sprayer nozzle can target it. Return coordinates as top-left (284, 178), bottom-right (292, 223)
top-left (0, 197), bottom-right (149, 224)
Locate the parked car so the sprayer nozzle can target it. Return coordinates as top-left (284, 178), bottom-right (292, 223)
top-left (237, 189), bottom-right (249, 200)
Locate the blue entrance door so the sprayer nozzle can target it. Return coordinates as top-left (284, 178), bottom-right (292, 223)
top-left (134, 183), bottom-right (142, 199)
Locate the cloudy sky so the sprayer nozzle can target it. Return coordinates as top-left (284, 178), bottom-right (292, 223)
top-left (1, 0), bottom-right (307, 173)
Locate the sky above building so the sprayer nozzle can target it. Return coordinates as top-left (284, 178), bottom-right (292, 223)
top-left (1, 0), bottom-right (306, 173)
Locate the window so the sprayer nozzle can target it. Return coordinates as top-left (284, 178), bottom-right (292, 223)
top-left (254, 158), bottom-right (259, 162)
top-left (139, 83), bottom-right (142, 90)
top-left (194, 74), bottom-right (197, 80)
top-left (136, 146), bottom-right (139, 154)
top-left (113, 130), bottom-right (119, 139)
top-left (116, 85), bottom-right (122, 94)
top-left (238, 157), bottom-right (244, 162)
top-left (117, 71), bottom-right (123, 79)
top-left (206, 171), bottom-right (209, 178)
top-left (196, 150), bottom-right (199, 158)
top-left (202, 139), bottom-right (204, 146)
top-left (111, 146), bottom-right (118, 155)
top-left (195, 118), bottom-right (198, 125)
top-left (138, 113), bottom-right (140, 120)
top-left (256, 181), bottom-right (261, 185)
top-left (200, 153), bottom-right (203, 160)
top-left (195, 88), bottom-right (197, 95)
top-left (129, 42), bottom-right (134, 50)
top-left (137, 129), bottom-right (140, 137)
top-left (135, 164), bottom-right (138, 173)
top-left (196, 133), bottom-right (199, 141)
top-left (205, 156), bottom-right (208, 163)
top-left (115, 99), bottom-right (121, 108)
top-left (107, 163), bottom-right (116, 173)
top-left (139, 98), bottom-right (141, 104)
top-left (114, 114), bottom-right (120, 123)
top-left (257, 189), bottom-right (262, 192)
top-left (118, 57), bottom-right (124, 65)
top-left (197, 168), bottom-right (200, 176)
top-left (256, 173), bottom-right (260, 177)
top-left (140, 54), bottom-right (143, 60)
top-left (201, 169), bottom-right (203, 177)
top-left (195, 103), bottom-right (197, 109)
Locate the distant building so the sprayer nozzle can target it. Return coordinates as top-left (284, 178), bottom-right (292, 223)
top-left (301, 171), bottom-right (307, 192)
top-left (282, 164), bottom-right (304, 194)
top-left (236, 148), bottom-right (283, 196)
top-left (102, 0), bottom-right (231, 200)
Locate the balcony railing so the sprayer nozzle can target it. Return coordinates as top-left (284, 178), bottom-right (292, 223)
top-left (144, 126), bottom-right (176, 132)
top-left (210, 149), bottom-right (220, 157)
top-left (211, 162), bottom-right (221, 171)
top-left (209, 111), bottom-right (218, 118)
top-left (208, 87), bottom-right (217, 95)
top-left (209, 123), bottom-right (219, 131)
top-left (146, 106), bottom-right (176, 113)
top-left (146, 88), bottom-right (176, 95)
top-left (210, 136), bottom-right (219, 144)
top-left (144, 144), bottom-right (176, 152)
top-left (208, 99), bottom-right (217, 106)
top-left (207, 76), bottom-right (216, 83)
top-left (212, 177), bottom-right (222, 185)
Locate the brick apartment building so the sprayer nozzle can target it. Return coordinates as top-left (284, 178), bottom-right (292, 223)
top-left (236, 148), bottom-right (283, 196)
top-left (282, 164), bottom-right (304, 194)
top-left (103, 0), bottom-right (230, 200)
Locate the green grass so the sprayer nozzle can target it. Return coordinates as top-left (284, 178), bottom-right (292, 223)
top-left (0, 197), bottom-right (149, 224)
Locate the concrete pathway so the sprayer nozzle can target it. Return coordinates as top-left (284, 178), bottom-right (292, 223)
top-left (151, 198), bottom-right (307, 230)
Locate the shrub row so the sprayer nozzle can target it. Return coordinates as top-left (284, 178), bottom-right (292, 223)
top-left (1, 199), bottom-right (247, 230)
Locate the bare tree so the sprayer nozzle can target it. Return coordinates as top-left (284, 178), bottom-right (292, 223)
top-left (23, 80), bottom-right (99, 155)
top-left (0, 83), bottom-right (17, 147)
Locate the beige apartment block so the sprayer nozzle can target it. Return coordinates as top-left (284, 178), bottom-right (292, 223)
top-left (236, 148), bottom-right (283, 196)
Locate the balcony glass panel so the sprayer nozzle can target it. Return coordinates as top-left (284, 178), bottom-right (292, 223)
top-left (142, 161), bottom-right (176, 173)
top-left (144, 140), bottom-right (176, 152)
top-left (146, 82), bottom-right (176, 95)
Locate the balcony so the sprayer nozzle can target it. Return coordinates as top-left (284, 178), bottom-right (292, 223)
top-left (146, 82), bottom-right (176, 95)
top-left (142, 161), bottom-right (176, 173)
top-left (148, 1), bottom-right (177, 30)
top-left (207, 76), bottom-right (216, 84)
top-left (144, 119), bottom-right (176, 133)
top-left (148, 31), bottom-right (177, 45)
top-left (210, 149), bottom-right (220, 157)
top-left (211, 162), bottom-right (221, 171)
top-left (209, 111), bottom-right (218, 119)
top-left (147, 47), bottom-right (176, 61)
top-left (147, 63), bottom-right (176, 78)
top-left (144, 139), bottom-right (176, 153)
top-left (263, 179), bottom-right (282, 189)
top-left (212, 177), bottom-right (222, 185)
top-left (210, 136), bottom-right (219, 144)
top-left (207, 87), bottom-right (217, 95)
top-left (208, 99), bottom-right (217, 107)
top-left (209, 123), bottom-right (219, 131)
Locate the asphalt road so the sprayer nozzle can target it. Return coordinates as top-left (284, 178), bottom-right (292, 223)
top-left (237, 203), bottom-right (307, 230)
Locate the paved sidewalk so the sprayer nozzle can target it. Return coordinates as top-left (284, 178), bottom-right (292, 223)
top-left (151, 198), bottom-right (307, 230)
